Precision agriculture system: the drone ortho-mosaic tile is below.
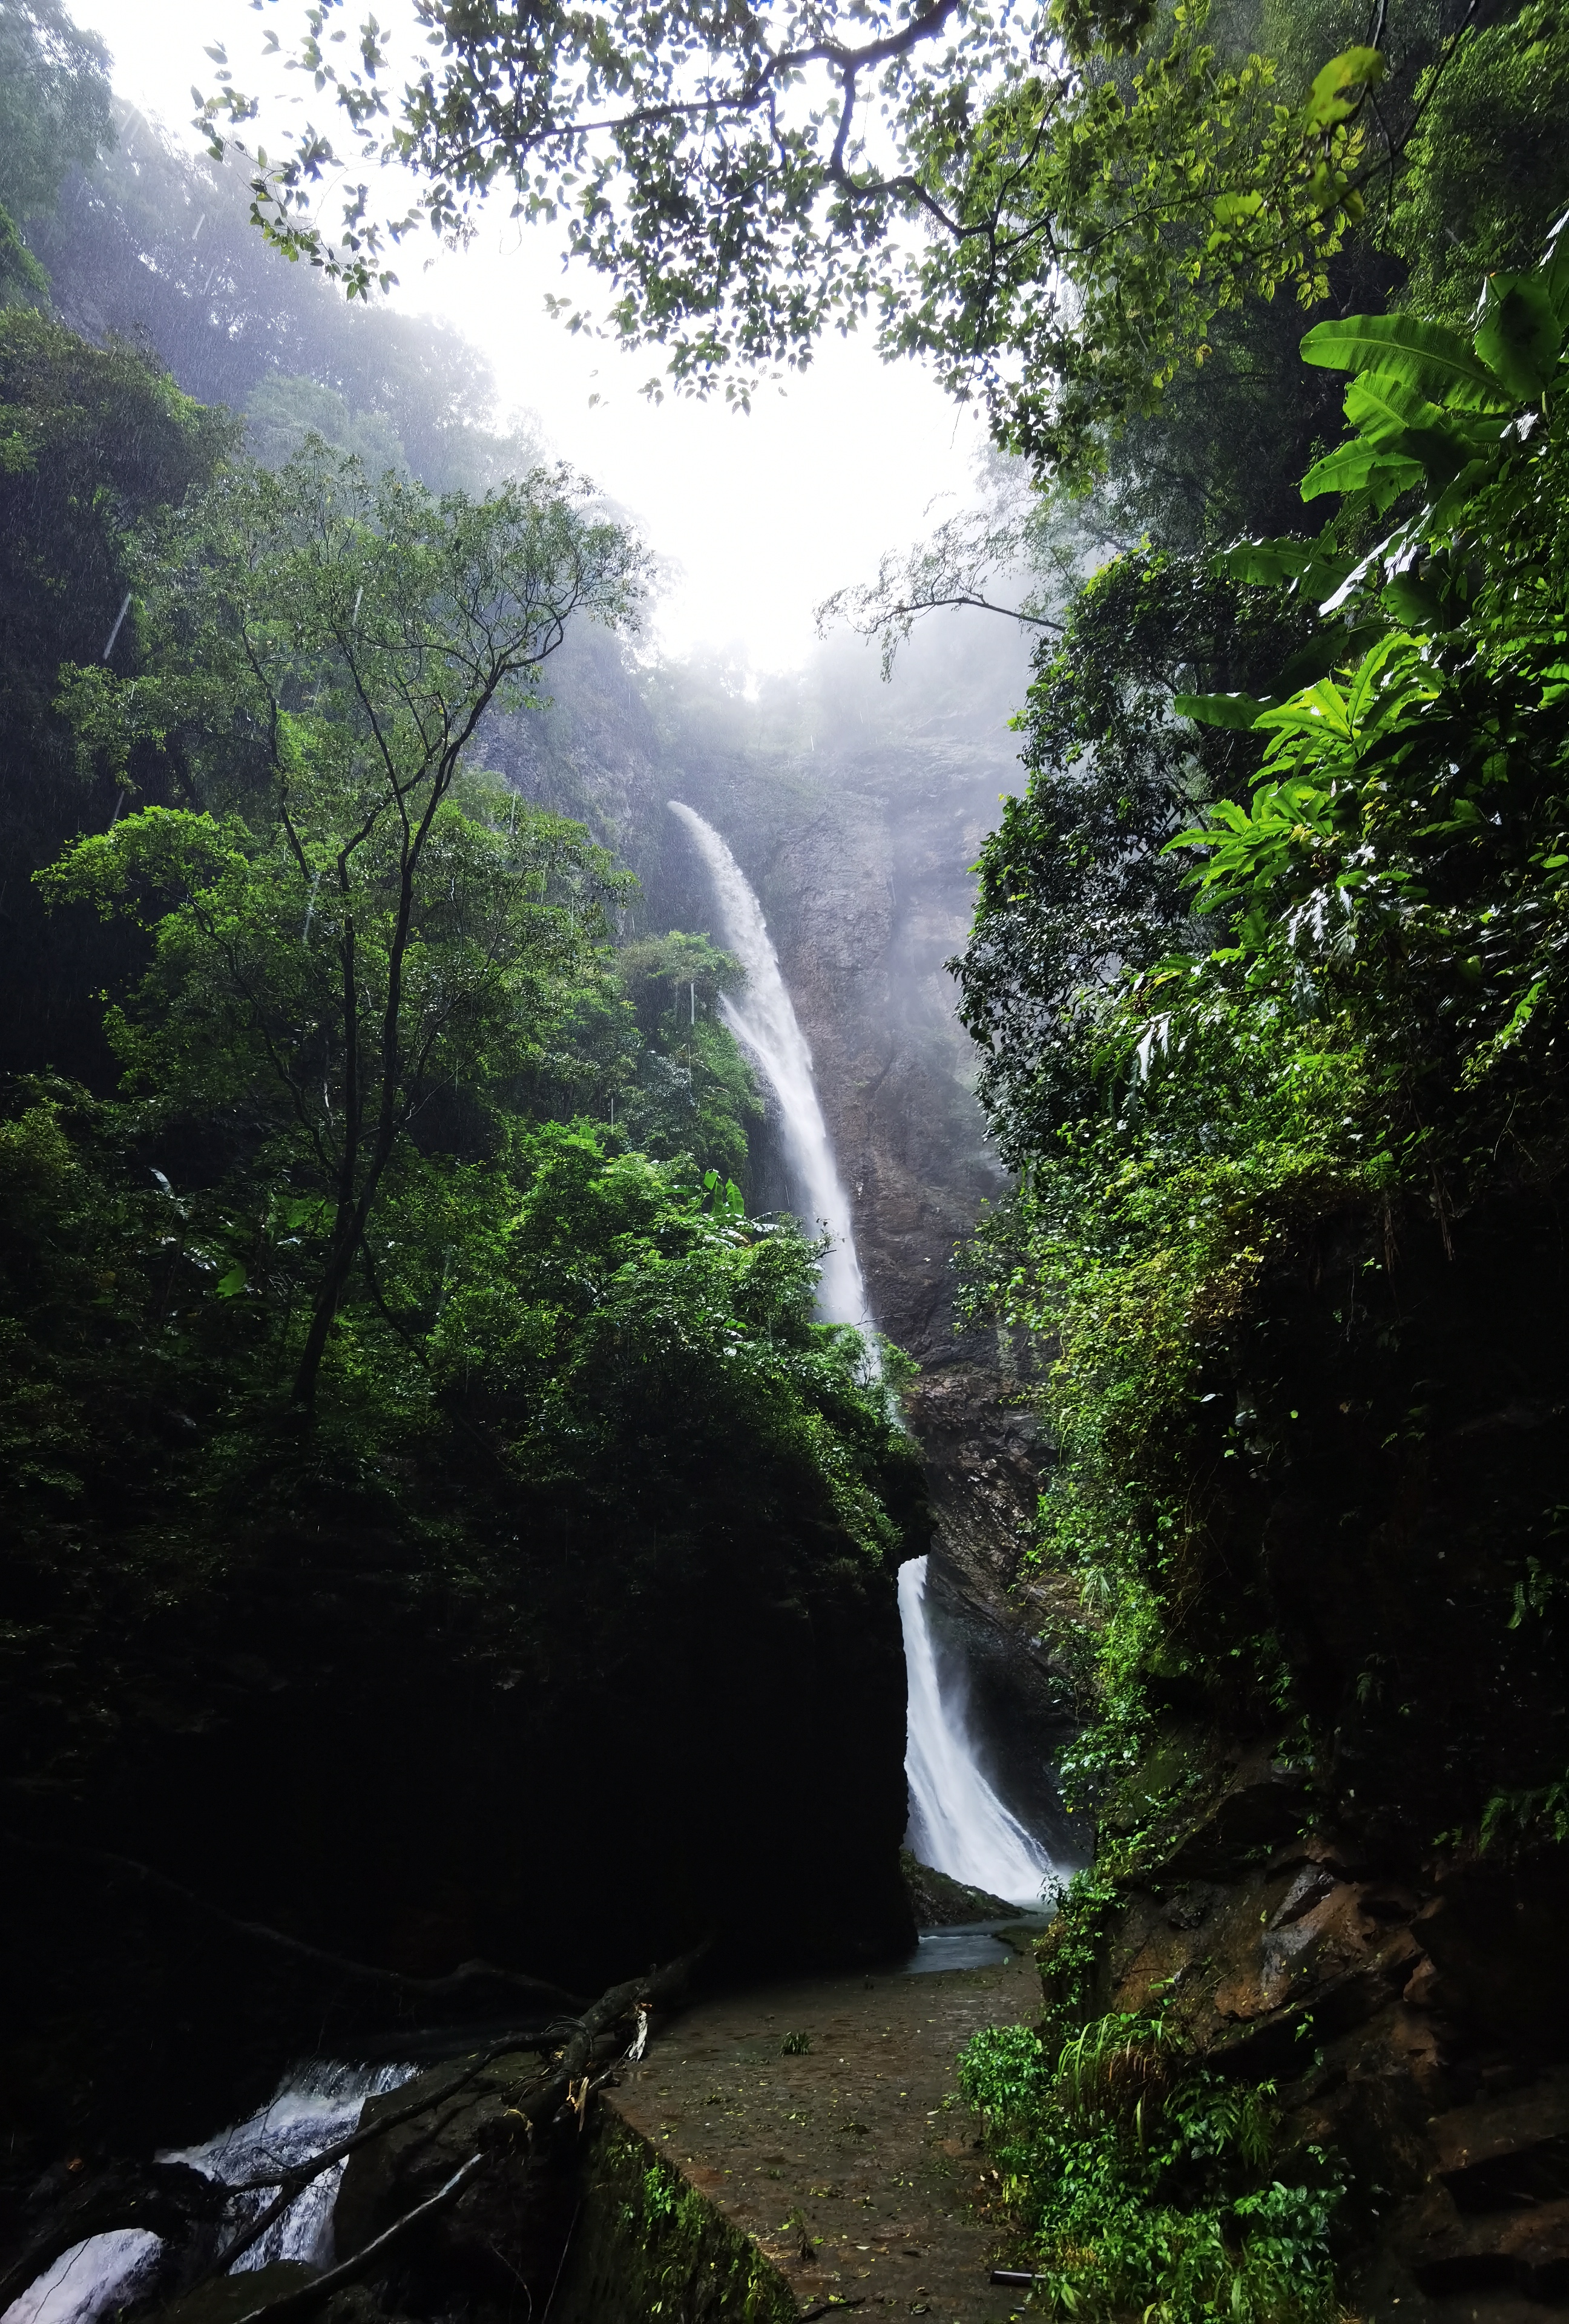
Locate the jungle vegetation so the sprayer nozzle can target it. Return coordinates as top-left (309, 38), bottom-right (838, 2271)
top-left (5, 0), bottom-right (1569, 2305)
top-left (0, 3), bottom-right (924, 1961)
top-left (198, 0), bottom-right (1569, 2309)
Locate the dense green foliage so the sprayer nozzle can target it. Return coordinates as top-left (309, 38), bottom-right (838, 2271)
top-left (1383, 0), bottom-right (1569, 327)
top-left (927, 8), bottom-right (1569, 2299)
top-left (956, 550), bottom-right (1306, 1166)
top-left (958, 209), bottom-right (1569, 1788)
top-left (0, 309), bottom-right (234, 1084)
top-left (0, 69), bottom-right (915, 2050)
top-left (959, 2015), bottom-right (1340, 2322)
top-left (49, 442), bottom-right (643, 1407)
top-left (0, 0), bottom-right (110, 301)
top-left (613, 933), bottom-right (763, 1186)
top-left (211, 0), bottom-right (1449, 476)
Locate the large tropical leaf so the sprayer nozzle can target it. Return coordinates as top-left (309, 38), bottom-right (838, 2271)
top-left (1300, 313), bottom-right (1513, 412)
top-left (1343, 372), bottom-right (1448, 445)
top-left (1301, 442), bottom-right (1424, 504)
top-left (1474, 272), bottom-right (1562, 400)
top-left (1217, 531), bottom-right (1353, 599)
top-left (1173, 689), bottom-right (1268, 729)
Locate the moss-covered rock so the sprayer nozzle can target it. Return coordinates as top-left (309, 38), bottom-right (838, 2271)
top-left (549, 2110), bottom-right (797, 2324)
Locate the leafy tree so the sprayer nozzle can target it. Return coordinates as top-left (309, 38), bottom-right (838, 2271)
top-left (0, 0), bottom-right (111, 284)
top-left (1163, 216), bottom-right (1569, 1185)
top-left (243, 373), bottom-right (408, 476)
top-left (953, 548), bottom-right (1306, 1167)
top-left (208, 0), bottom-right (1426, 476)
top-left (0, 309), bottom-right (234, 1083)
top-left (27, 105), bottom-right (535, 491)
top-left (1384, 0), bottom-right (1569, 326)
top-left (48, 444), bottom-right (644, 1408)
top-left (614, 932), bottom-right (763, 1185)
top-left (415, 1123), bottom-right (910, 1538)
top-left (955, 217), bottom-right (1569, 1821)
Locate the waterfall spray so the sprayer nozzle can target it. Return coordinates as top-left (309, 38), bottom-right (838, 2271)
top-left (668, 801), bottom-right (871, 1332)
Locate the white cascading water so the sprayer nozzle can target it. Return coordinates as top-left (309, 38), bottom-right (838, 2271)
top-left (668, 799), bottom-right (1057, 1912)
top-left (900, 1554), bottom-right (1057, 1908)
top-left (160, 2059), bottom-right (417, 2271)
top-left (667, 801), bottom-right (872, 1331)
top-left (1, 2063), bottom-right (415, 2324)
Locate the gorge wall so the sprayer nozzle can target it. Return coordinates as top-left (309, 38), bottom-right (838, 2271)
top-left (493, 616), bottom-right (1084, 1872)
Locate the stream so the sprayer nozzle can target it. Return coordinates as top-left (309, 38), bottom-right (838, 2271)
top-left (4, 2066), bottom-right (416, 2324)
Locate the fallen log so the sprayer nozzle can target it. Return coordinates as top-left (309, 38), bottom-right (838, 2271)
top-left (1, 1946), bottom-right (705, 2324)
top-left (226, 2156), bottom-right (487, 2324)
top-left (202, 1946), bottom-right (706, 2319)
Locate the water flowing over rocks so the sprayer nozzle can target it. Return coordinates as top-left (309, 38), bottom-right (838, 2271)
top-left (502, 647), bottom-right (1076, 1853)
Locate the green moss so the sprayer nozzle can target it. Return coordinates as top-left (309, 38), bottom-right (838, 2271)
top-left (551, 2110), bottom-right (800, 2324)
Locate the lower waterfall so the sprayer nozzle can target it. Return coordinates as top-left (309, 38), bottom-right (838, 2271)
top-left (900, 1554), bottom-right (1058, 1908)
top-left (1, 2064), bottom-right (415, 2324)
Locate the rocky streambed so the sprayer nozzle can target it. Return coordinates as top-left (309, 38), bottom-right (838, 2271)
top-left (0, 1921), bottom-right (1054, 2324)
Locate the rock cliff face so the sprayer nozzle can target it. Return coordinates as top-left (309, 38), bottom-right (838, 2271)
top-left (505, 622), bottom-right (1076, 1859)
top-left (1033, 1177), bottom-right (1569, 2309)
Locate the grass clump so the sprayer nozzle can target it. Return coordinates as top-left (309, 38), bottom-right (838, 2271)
top-left (958, 2014), bottom-right (1343, 2323)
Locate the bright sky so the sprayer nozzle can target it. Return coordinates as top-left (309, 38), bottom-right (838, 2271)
top-left (70, 0), bottom-right (992, 670)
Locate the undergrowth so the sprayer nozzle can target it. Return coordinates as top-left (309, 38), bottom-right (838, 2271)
top-left (959, 2014), bottom-right (1343, 2324)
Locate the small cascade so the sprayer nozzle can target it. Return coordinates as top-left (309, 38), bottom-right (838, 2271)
top-left (1, 2233), bottom-right (165, 2324)
top-left (1, 2063), bottom-right (415, 2324)
top-left (899, 1554), bottom-right (1058, 1909)
top-left (160, 2058), bottom-right (418, 2271)
top-left (667, 800), bottom-right (872, 1331)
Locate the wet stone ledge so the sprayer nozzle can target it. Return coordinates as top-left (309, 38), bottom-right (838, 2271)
top-left (551, 1945), bottom-right (1042, 2324)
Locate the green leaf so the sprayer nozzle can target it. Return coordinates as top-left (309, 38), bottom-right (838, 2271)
top-left (1301, 444), bottom-right (1424, 504)
top-left (1343, 372), bottom-right (1447, 447)
top-left (1173, 691), bottom-right (1266, 729)
top-left (1300, 313), bottom-right (1513, 413)
top-left (1217, 533), bottom-right (1354, 601)
top-left (1303, 45), bottom-right (1385, 126)
top-left (215, 1264), bottom-right (248, 1297)
top-left (1211, 190), bottom-right (1264, 226)
top-left (1542, 208), bottom-right (1569, 323)
top-left (1473, 272), bottom-right (1562, 401)
top-left (1380, 571), bottom-right (1446, 628)
top-left (1220, 539), bottom-right (1315, 586)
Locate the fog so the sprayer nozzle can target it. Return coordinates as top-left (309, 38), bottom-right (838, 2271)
top-left (68, 0), bottom-right (1001, 672)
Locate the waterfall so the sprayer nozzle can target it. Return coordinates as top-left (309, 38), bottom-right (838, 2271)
top-left (1, 2063), bottom-right (416, 2324)
top-left (899, 1555), bottom-right (1057, 1909)
top-left (1, 2234), bottom-right (165, 2324)
top-left (160, 2058), bottom-right (416, 2271)
top-left (668, 802), bottom-right (1057, 1913)
top-left (667, 801), bottom-right (871, 1331)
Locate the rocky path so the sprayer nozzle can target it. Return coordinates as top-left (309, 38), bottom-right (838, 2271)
top-left (599, 1933), bottom-right (1041, 2322)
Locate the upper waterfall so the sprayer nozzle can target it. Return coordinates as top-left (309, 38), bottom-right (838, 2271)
top-left (668, 801), bottom-right (872, 1333)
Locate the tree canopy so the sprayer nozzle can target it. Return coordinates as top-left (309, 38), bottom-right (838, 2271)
top-left (205, 0), bottom-right (1458, 475)
top-left (49, 443), bottom-right (644, 1407)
